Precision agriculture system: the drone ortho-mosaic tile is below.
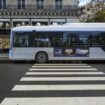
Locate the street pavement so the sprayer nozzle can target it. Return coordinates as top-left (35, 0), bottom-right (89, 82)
top-left (0, 62), bottom-right (31, 104)
top-left (1, 63), bottom-right (105, 105)
top-left (0, 54), bottom-right (9, 61)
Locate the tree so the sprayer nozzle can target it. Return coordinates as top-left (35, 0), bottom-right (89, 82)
top-left (94, 10), bottom-right (105, 22)
top-left (86, 10), bottom-right (105, 22)
top-left (80, 2), bottom-right (105, 22)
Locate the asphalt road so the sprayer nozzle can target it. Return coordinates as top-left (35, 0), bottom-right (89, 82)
top-left (0, 62), bottom-right (105, 105)
top-left (0, 62), bottom-right (32, 103)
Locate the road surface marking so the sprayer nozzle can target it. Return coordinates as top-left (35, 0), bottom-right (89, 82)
top-left (29, 68), bottom-right (97, 71)
top-left (20, 77), bottom-right (105, 81)
top-left (26, 71), bottom-right (104, 75)
top-left (12, 84), bottom-right (105, 91)
top-left (32, 66), bottom-right (92, 68)
top-left (34, 64), bottom-right (88, 66)
top-left (1, 97), bottom-right (105, 105)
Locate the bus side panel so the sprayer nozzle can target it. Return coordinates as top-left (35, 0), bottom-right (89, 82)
top-left (51, 47), bottom-right (105, 60)
top-left (10, 48), bottom-right (54, 61)
top-left (10, 47), bottom-right (105, 61)
top-left (89, 47), bottom-right (105, 60)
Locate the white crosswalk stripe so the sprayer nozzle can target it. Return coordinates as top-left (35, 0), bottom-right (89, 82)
top-left (32, 65), bottom-right (92, 68)
top-left (12, 84), bottom-right (105, 91)
top-left (29, 68), bottom-right (98, 71)
top-left (34, 64), bottom-right (88, 66)
top-left (1, 63), bottom-right (105, 105)
top-left (26, 71), bottom-right (104, 75)
top-left (2, 97), bottom-right (105, 105)
top-left (20, 77), bottom-right (105, 81)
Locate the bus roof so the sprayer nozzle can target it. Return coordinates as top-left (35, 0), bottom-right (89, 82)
top-left (11, 23), bottom-right (105, 32)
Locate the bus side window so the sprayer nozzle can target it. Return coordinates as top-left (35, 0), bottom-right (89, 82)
top-left (14, 36), bottom-right (20, 47)
top-left (14, 34), bottom-right (29, 47)
top-left (20, 36), bottom-right (29, 47)
top-left (34, 32), bottom-right (51, 47)
top-left (100, 32), bottom-right (105, 47)
top-left (63, 32), bottom-right (72, 47)
top-left (92, 32), bottom-right (101, 47)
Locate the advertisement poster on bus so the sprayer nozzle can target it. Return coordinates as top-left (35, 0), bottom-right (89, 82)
top-left (54, 48), bottom-right (89, 57)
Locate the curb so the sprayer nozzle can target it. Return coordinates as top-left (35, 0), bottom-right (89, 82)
top-left (0, 57), bottom-right (10, 63)
top-left (0, 55), bottom-right (9, 61)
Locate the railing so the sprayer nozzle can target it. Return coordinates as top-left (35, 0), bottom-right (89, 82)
top-left (0, 5), bottom-right (78, 11)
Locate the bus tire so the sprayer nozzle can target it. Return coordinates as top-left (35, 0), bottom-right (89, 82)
top-left (35, 52), bottom-right (48, 63)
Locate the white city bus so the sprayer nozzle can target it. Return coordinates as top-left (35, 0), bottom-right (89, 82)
top-left (9, 23), bottom-right (105, 63)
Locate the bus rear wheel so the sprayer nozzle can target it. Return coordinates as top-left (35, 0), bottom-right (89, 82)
top-left (35, 52), bottom-right (48, 63)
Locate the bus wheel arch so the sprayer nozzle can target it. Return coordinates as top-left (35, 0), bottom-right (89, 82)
top-left (35, 51), bottom-right (48, 63)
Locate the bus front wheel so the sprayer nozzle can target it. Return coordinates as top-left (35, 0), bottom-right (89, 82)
top-left (35, 52), bottom-right (48, 63)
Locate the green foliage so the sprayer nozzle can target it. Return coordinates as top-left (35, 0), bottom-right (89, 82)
top-left (86, 10), bottom-right (105, 22)
top-left (85, 18), bottom-right (94, 22)
top-left (94, 10), bottom-right (105, 22)
top-left (84, 2), bottom-right (105, 22)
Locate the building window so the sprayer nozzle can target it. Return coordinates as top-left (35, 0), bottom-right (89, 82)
top-left (13, 21), bottom-right (29, 27)
top-left (18, 0), bottom-right (25, 9)
top-left (36, 0), bottom-right (44, 9)
top-left (55, 0), bottom-right (62, 10)
top-left (0, 0), bottom-right (6, 9)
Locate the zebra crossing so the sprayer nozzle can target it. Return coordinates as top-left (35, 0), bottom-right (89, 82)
top-left (1, 63), bottom-right (105, 105)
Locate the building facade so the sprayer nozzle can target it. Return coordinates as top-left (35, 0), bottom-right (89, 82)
top-left (0, 0), bottom-right (79, 27)
top-left (91, 0), bottom-right (105, 2)
top-left (0, 0), bottom-right (79, 50)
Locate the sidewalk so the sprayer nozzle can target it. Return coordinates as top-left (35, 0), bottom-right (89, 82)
top-left (0, 54), bottom-right (9, 61)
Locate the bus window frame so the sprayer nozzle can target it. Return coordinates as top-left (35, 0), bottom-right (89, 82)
top-left (12, 31), bottom-right (105, 48)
